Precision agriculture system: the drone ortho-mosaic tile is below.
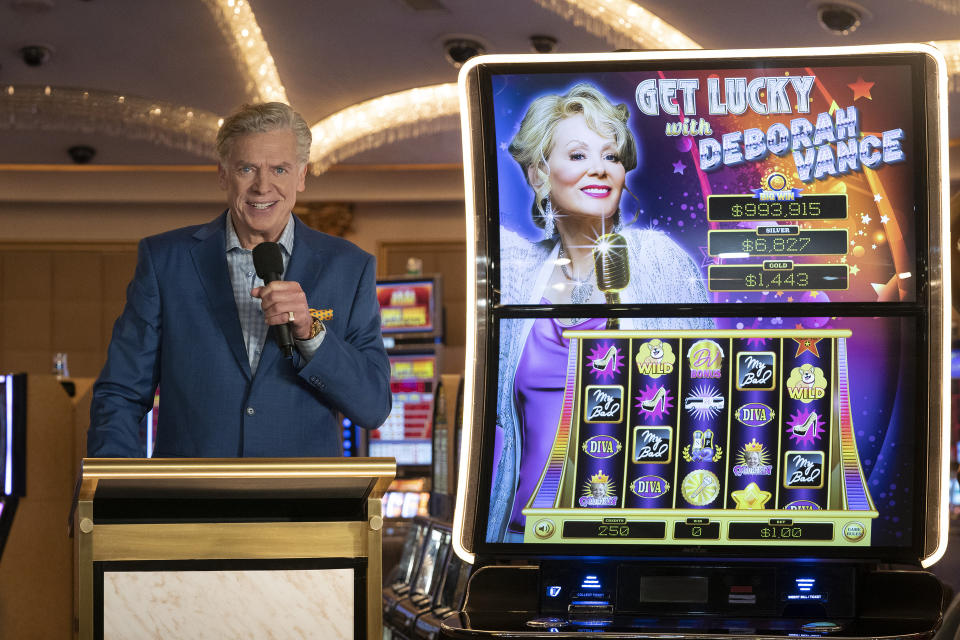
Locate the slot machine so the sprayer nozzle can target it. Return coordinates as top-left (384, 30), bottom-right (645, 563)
top-left (0, 373), bottom-right (26, 560)
top-left (386, 521), bottom-right (453, 638)
top-left (412, 546), bottom-right (473, 640)
top-left (447, 45), bottom-right (951, 637)
top-left (431, 374), bottom-right (465, 520)
top-left (384, 517), bottom-right (432, 623)
top-left (343, 276), bottom-right (444, 525)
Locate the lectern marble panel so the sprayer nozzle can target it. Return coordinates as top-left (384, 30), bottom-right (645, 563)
top-left (103, 568), bottom-right (354, 639)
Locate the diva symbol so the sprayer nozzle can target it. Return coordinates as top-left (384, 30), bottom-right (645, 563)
top-left (786, 364), bottom-right (827, 403)
top-left (582, 435), bottom-right (622, 460)
top-left (630, 475), bottom-right (671, 499)
top-left (635, 339), bottom-right (675, 378)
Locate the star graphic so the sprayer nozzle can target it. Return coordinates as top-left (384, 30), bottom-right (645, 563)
top-left (860, 213), bottom-right (871, 224)
top-left (730, 482), bottom-right (772, 509)
top-left (848, 76), bottom-right (875, 101)
top-left (871, 244), bottom-right (877, 250)
top-left (841, 256), bottom-right (847, 263)
top-left (793, 337), bottom-right (822, 358)
top-left (698, 246), bottom-right (714, 268)
top-left (880, 214), bottom-right (890, 224)
top-left (874, 193), bottom-right (883, 202)
top-left (775, 290), bottom-right (784, 297)
top-left (849, 264), bottom-right (860, 275)
top-left (673, 160), bottom-right (687, 175)
top-left (788, 297), bottom-right (795, 303)
top-left (858, 230), bottom-right (865, 236)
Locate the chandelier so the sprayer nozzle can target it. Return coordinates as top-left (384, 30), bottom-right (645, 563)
top-left (0, 85), bottom-right (221, 159)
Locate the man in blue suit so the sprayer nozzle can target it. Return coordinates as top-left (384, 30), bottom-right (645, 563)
top-left (87, 103), bottom-right (392, 457)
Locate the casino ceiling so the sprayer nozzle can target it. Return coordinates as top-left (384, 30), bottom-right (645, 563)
top-left (3, 0), bottom-right (960, 176)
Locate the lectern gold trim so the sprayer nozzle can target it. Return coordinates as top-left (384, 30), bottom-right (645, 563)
top-left (75, 457), bottom-right (394, 639)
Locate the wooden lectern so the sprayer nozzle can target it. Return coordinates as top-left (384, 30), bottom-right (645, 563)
top-left (74, 457), bottom-right (394, 639)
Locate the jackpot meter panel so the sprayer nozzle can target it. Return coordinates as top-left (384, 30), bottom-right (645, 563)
top-left (522, 329), bottom-right (876, 548)
top-left (707, 193), bottom-right (850, 293)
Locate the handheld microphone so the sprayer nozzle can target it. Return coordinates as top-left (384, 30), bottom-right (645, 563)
top-left (593, 233), bottom-right (630, 330)
top-left (252, 241), bottom-right (294, 358)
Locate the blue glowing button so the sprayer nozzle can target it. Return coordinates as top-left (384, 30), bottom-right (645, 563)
top-left (795, 578), bottom-right (816, 592)
top-left (580, 575), bottom-right (602, 589)
top-left (547, 585), bottom-right (562, 598)
top-left (526, 617), bottom-right (567, 630)
top-left (801, 621), bottom-right (843, 634)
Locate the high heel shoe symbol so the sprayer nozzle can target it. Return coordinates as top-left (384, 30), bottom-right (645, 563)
top-left (641, 386), bottom-right (666, 412)
top-left (793, 411), bottom-right (818, 436)
top-left (591, 346), bottom-right (617, 371)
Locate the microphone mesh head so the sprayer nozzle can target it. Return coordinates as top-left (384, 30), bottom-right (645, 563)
top-left (252, 241), bottom-right (284, 279)
top-left (593, 233), bottom-right (630, 293)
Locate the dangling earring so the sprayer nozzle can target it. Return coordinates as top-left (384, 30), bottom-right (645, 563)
top-left (543, 197), bottom-right (556, 240)
top-left (612, 209), bottom-right (622, 233)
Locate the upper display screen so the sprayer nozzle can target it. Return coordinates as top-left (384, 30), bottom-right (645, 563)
top-left (492, 63), bottom-right (919, 305)
top-left (377, 279), bottom-right (435, 334)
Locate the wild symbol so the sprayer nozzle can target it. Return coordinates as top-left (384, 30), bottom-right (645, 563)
top-left (786, 364), bottom-right (827, 404)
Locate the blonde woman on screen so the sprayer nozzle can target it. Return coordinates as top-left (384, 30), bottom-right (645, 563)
top-left (489, 83), bottom-right (711, 542)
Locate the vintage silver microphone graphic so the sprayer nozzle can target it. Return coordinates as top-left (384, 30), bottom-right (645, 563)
top-left (593, 233), bottom-right (629, 330)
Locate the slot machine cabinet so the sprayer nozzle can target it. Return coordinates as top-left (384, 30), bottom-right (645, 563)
top-left (430, 374), bottom-right (464, 521)
top-left (383, 517), bottom-right (432, 622)
top-left (445, 45), bottom-right (951, 638)
top-left (413, 550), bottom-right (473, 640)
top-left (386, 522), bottom-right (453, 638)
top-left (0, 373), bottom-right (26, 560)
top-left (356, 276), bottom-right (444, 490)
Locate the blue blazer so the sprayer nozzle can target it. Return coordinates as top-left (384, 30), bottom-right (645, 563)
top-left (88, 213), bottom-right (392, 458)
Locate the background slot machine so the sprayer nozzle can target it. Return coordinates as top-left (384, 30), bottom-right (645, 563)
top-left (0, 373), bottom-right (26, 561)
top-left (448, 45), bottom-right (951, 637)
top-left (430, 373), bottom-right (465, 520)
top-left (352, 275), bottom-right (444, 562)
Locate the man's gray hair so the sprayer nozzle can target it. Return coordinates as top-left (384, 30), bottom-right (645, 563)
top-left (216, 102), bottom-right (312, 166)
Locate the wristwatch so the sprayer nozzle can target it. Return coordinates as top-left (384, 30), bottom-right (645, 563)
top-left (298, 315), bottom-right (324, 341)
